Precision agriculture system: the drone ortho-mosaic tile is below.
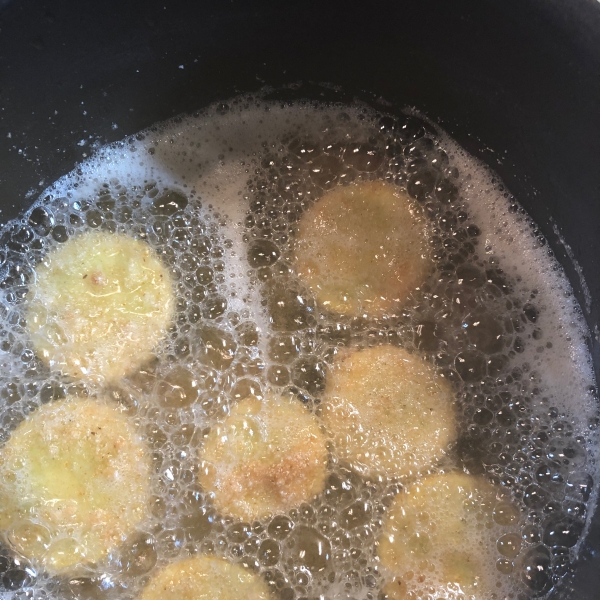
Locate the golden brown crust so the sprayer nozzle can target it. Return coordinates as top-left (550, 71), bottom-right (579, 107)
top-left (198, 394), bottom-right (328, 521)
top-left (321, 345), bottom-right (456, 479)
top-left (294, 181), bottom-right (431, 317)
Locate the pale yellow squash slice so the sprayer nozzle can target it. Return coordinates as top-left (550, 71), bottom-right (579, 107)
top-left (26, 231), bottom-right (174, 384)
top-left (139, 555), bottom-right (271, 600)
top-left (378, 473), bottom-right (501, 600)
top-left (0, 397), bottom-right (151, 574)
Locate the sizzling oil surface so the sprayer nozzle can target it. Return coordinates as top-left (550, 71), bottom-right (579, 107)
top-left (0, 96), bottom-right (597, 600)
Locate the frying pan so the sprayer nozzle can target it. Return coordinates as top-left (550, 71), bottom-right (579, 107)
top-left (0, 0), bottom-right (599, 597)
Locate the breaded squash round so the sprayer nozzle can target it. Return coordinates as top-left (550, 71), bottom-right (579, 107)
top-left (321, 345), bottom-right (456, 479)
top-left (198, 394), bottom-right (328, 521)
top-left (139, 555), bottom-right (271, 600)
top-left (0, 397), bottom-right (151, 573)
top-left (378, 473), bottom-right (499, 600)
top-left (294, 181), bottom-right (431, 317)
top-left (26, 231), bottom-right (174, 384)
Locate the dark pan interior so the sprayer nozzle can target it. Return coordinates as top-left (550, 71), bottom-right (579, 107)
top-left (0, 0), bottom-right (599, 597)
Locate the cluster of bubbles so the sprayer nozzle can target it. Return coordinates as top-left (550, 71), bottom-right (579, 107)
top-left (242, 107), bottom-right (598, 598)
top-left (0, 95), bottom-right (596, 600)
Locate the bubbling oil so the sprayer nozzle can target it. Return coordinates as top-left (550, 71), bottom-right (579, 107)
top-left (0, 95), bottom-right (597, 600)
